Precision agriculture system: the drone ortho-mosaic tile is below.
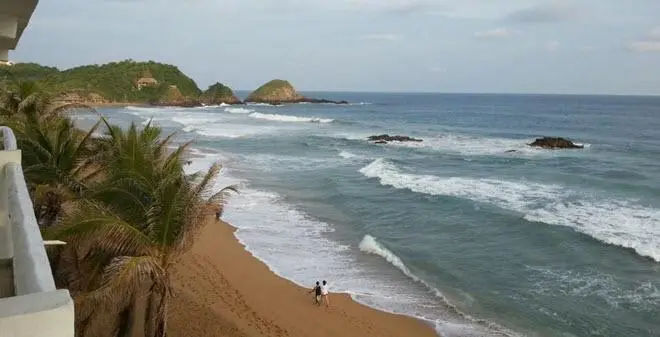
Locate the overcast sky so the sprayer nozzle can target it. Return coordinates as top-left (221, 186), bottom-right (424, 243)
top-left (11, 0), bottom-right (660, 94)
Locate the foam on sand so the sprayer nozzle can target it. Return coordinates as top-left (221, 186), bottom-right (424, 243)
top-left (359, 159), bottom-right (660, 262)
top-left (186, 149), bottom-right (515, 337)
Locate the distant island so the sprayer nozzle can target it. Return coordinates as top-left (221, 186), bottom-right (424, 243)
top-left (246, 79), bottom-right (347, 105)
top-left (0, 60), bottom-right (347, 107)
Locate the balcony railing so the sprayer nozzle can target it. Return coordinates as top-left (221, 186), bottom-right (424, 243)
top-left (0, 126), bottom-right (74, 337)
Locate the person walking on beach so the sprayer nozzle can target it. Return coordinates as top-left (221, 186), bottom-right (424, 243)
top-left (309, 281), bottom-right (322, 306)
top-left (320, 280), bottom-right (330, 307)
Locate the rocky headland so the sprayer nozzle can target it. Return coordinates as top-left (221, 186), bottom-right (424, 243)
top-left (3, 61), bottom-right (349, 107)
top-left (200, 82), bottom-right (242, 105)
top-left (245, 79), bottom-right (348, 105)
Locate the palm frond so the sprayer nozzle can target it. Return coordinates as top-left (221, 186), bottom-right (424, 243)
top-left (49, 201), bottom-right (154, 258)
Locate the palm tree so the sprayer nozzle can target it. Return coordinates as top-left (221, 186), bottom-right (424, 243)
top-left (18, 117), bottom-right (102, 227)
top-left (0, 80), bottom-right (102, 227)
top-left (0, 79), bottom-right (42, 118)
top-left (47, 120), bottom-right (236, 337)
top-left (0, 79), bottom-right (98, 125)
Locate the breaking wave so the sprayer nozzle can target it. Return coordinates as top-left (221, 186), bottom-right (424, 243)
top-left (359, 159), bottom-right (660, 262)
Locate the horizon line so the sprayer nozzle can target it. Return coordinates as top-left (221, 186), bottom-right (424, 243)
top-left (232, 89), bottom-right (660, 98)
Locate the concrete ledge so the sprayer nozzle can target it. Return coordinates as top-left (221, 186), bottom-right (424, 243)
top-left (0, 126), bottom-right (18, 150)
top-left (0, 15), bottom-right (18, 39)
top-left (0, 289), bottom-right (74, 337)
top-left (0, 127), bottom-right (20, 262)
top-left (5, 162), bottom-right (56, 295)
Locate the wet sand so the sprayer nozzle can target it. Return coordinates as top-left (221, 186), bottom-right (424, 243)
top-left (166, 217), bottom-right (439, 337)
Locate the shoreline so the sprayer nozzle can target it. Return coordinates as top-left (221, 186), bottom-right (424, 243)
top-left (167, 215), bottom-right (440, 337)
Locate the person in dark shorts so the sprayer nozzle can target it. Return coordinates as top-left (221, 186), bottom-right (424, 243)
top-left (309, 281), bottom-right (322, 305)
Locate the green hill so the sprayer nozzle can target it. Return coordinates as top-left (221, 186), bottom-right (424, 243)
top-left (200, 82), bottom-right (241, 105)
top-left (245, 79), bottom-right (303, 103)
top-left (1, 59), bottom-right (202, 104)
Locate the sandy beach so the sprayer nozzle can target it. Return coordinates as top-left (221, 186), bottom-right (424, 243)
top-left (166, 216), bottom-right (439, 337)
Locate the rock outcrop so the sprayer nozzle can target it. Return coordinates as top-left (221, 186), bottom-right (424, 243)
top-left (54, 91), bottom-right (109, 105)
top-left (368, 134), bottom-right (423, 144)
top-left (200, 82), bottom-right (242, 105)
top-left (528, 137), bottom-right (584, 149)
top-left (246, 80), bottom-right (303, 104)
top-left (149, 85), bottom-right (202, 107)
top-left (246, 79), bottom-right (347, 105)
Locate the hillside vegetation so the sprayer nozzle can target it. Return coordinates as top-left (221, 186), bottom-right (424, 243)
top-left (200, 82), bottom-right (241, 104)
top-left (1, 60), bottom-right (202, 103)
top-left (245, 79), bottom-right (303, 103)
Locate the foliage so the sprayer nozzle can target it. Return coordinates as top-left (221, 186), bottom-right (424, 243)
top-left (201, 82), bottom-right (235, 100)
top-left (247, 79), bottom-right (294, 98)
top-left (0, 62), bottom-right (59, 82)
top-left (0, 78), bottom-right (101, 226)
top-left (47, 120), bottom-right (236, 336)
top-left (3, 59), bottom-right (202, 103)
top-left (0, 81), bottom-right (237, 337)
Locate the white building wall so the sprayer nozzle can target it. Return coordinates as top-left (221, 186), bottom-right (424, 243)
top-left (0, 127), bottom-right (74, 337)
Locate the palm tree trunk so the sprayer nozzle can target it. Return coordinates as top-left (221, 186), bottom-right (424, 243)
top-left (127, 281), bottom-right (151, 337)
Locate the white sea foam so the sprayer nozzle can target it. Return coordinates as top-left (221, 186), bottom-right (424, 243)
top-left (338, 151), bottom-right (361, 159)
top-left (359, 234), bottom-right (515, 336)
top-left (249, 112), bottom-right (334, 123)
top-left (239, 153), bottom-right (342, 172)
top-left (124, 106), bottom-right (161, 113)
top-left (186, 150), bottom-right (514, 337)
top-left (334, 132), bottom-right (591, 157)
top-left (197, 124), bottom-right (280, 138)
top-left (526, 266), bottom-right (660, 312)
top-left (386, 135), bottom-right (591, 156)
top-left (246, 102), bottom-right (281, 107)
top-left (359, 159), bottom-right (660, 262)
top-left (170, 114), bottom-right (283, 138)
top-left (224, 107), bottom-right (254, 114)
top-left (360, 235), bottom-right (421, 283)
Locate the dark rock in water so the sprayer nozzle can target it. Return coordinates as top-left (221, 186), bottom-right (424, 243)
top-left (505, 150), bottom-right (518, 153)
top-left (302, 98), bottom-right (349, 104)
top-left (529, 137), bottom-right (583, 149)
top-left (374, 140), bottom-right (388, 144)
top-left (368, 134), bottom-right (423, 142)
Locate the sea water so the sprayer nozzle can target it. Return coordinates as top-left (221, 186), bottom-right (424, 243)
top-left (87, 93), bottom-right (660, 337)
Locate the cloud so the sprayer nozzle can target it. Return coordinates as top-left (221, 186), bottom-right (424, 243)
top-left (360, 33), bottom-right (404, 41)
top-left (650, 27), bottom-right (660, 39)
top-left (629, 27), bottom-right (660, 53)
top-left (324, 0), bottom-right (436, 14)
top-left (429, 67), bottom-right (446, 73)
top-left (474, 28), bottom-right (517, 39)
top-left (546, 41), bottom-right (560, 51)
top-left (504, 3), bottom-right (576, 24)
top-left (629, 41), bottom-right (660, 53)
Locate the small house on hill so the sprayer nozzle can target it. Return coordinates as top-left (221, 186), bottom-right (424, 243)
top-left (135, 70), bottom-right (159, 90)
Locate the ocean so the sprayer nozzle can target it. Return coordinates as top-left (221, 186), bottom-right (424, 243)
top-left (82, 93), bottom-right (660, 337)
